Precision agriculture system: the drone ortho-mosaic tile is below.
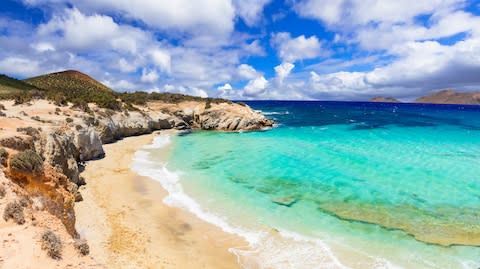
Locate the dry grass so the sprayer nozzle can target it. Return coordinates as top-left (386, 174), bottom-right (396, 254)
top-left (3, 200), bottom-right (25, 224)
top-left (74, 239), bottom-right (90, 256)
top-left (41, 230), bottom-right (63, 259)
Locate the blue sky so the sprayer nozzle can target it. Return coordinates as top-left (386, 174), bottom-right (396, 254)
top-left (0, 0), bottom-right (480, 100)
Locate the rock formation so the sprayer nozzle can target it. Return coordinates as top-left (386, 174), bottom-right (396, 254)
top-left (0, 98), bottom-right (273, 241)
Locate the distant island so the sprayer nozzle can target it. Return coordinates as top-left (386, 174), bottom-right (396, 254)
top-left (415, 89), bottom-right (480, 105)
top-left (369, 97), bottom-right (400, 103)
top-left (370, 89), bottom-right (480, 105)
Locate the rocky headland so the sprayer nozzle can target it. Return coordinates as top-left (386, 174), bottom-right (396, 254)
top-left (0, 70), bottom-right (272, 267)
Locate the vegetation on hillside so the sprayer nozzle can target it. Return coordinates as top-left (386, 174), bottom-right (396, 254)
top-left (0, 74), bottom-right (40, 94)
top-left (41, 230), bottom-right (63, 259)
top-left (10, 149), bottom-right (44, 174)
top-left (0, 70), bottom-right (231, 110)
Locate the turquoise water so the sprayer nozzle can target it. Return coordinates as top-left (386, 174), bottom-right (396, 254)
top-left (138, 101), bottom-right (480, 268)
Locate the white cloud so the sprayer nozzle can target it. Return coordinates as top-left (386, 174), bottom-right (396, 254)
top-left (150, 49), bottom-right (171, 73)
top-left (25, 0), bottom-right (236, 36)
top-left (0, 57), bottom-right (42, 77)
top-left (117, 58), bottom-right (137, 73)
top-left (140, 69), bottom-right (160, 83)
top-left (217, 83), bottom-right (233, 91)
top-left (233, 0), bottom-right (271, 26)
top-left (237, 64), bottom-right (260, 80)
top-left (31, 42), bottom-right (55, 52)
top-left (244, 76), bottom-right (268, 96)
top-left (271, 32), bottom-right (323, 62)
top-left (295, 0), bottom-right (464, 27)
top-left (274, 62), bottom-right (295, 86)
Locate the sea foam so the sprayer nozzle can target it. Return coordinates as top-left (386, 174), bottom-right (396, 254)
top-left (129, 133), bottom-right (364, 269)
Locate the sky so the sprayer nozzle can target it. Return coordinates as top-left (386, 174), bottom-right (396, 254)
top-left (0, 0), bottom-right (480, 100)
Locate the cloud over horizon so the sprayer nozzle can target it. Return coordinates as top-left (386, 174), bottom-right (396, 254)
top-left (0, 0), bottom-right (479, 100)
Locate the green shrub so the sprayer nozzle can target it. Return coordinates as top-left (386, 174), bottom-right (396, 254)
top-left (65, 117), bottom-right (73, 123)
top-left (0, 147), bottom-right (9, 166)
top-left (3, 201), bottom-right (25, 224)
top-left (205, 100), bottom-right (211, 109)
top-left (0, 104), bottom-right (6, 110)
top-left (41, 230), bottom-right (62, 259)
top-left (10, 149), bottom-right (44, 173)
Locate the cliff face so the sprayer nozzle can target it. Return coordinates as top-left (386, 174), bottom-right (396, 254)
top-left (0, 99), bottom-right (273, 238)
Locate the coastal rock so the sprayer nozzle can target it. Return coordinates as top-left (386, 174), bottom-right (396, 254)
top-left (39, 130), bottom-right (80, 185)
top-left (74, 127), bottom-right (104, 161)
top-left (199, 103), bottom-right (274, 131)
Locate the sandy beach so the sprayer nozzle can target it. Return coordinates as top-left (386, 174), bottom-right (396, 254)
top-left (75, 130), bottom-right (247, 269)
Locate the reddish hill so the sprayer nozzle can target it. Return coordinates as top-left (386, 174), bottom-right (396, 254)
top-left (415, 89), bottom-right (480, 105)
top-left (24, 70), bottom-right (113, 93)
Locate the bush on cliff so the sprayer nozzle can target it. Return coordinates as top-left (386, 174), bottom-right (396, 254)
top-left (0, 147), bottom-right (9, 166)
top-left (3, 200), bottom-right (25, 224)
top-left (0, 185), bottom-right (5, 198)
top-left (41, 230), bottom-right (62, 259)
top-left (74, 239), bottom-right (90, 256)
top-left (10, 149), bottom-right (44, 173)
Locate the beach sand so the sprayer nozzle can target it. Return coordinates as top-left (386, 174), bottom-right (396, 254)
top-left (75, 131), bottom-right (247, 269)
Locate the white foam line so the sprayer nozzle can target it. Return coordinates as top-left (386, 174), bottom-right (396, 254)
top-left (130, 133), bottom-right (388, 269)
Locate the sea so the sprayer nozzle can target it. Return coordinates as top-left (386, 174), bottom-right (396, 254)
top-left (131, 101), bottom-right (480, 269)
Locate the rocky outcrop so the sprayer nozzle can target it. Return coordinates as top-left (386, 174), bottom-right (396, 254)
top-left (74, 127), bottom-right (104, 161)
top-left (38, 129), bottom-right (80, 185)
top-left (0, 99), bottom-right (273, 239)
top-left (6, 164), bottom-right (77, 236)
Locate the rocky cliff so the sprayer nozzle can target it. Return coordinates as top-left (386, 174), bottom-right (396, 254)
top-left (0, 99), bottom-right (273, 241)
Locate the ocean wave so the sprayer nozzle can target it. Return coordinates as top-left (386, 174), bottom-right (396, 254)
top-left (130, 133), bottom-right (403, 269)
top-left (262, 111), bottom-right (290, 115)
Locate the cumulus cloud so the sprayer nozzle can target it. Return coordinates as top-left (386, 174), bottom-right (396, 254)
top-left (274, 62), bottom-right (295, 86)
top-left (140, 69), bottom-right (159, 83)
top-left (0, 57), bottom-right (42, 77)
top-left (244, 76), bottom-right (269, 96)
top-left (271, 32), bottom-right (323, 62)
top-left (24, 0), bottom-right (236, 36)
top-left (237, 64), bottom-right (260, 80)
top-left (233, 0), bottom-right (271, 26)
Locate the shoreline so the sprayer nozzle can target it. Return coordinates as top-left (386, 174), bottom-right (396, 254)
top-left (75, 130), bottom-right (247, 268)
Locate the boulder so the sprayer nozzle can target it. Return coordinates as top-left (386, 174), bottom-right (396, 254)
top-left (74, 127), bottom-right (104, 161)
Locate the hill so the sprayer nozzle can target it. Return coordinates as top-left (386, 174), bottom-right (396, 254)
top-left (369, 97), bottom-right (400, 103)
top-left (25, 70), bottom-right (113, 93)
top-left (415, 89), bottom-right (480, 105)
top-left (0, 74), bottom-right (41, 95)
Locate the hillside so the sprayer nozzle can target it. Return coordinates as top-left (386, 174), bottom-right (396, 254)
top-left (369, 96), bottom-right (400, 103)
top-left (415, 89), bottom-right (480, 105)
top-left (25, 70), bottom-right (113, 93)
top-left (0, 74), bottom-right (41, 95)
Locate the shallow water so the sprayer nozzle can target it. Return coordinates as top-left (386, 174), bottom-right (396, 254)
top-left (134, 101), bottom-right (480, 268)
